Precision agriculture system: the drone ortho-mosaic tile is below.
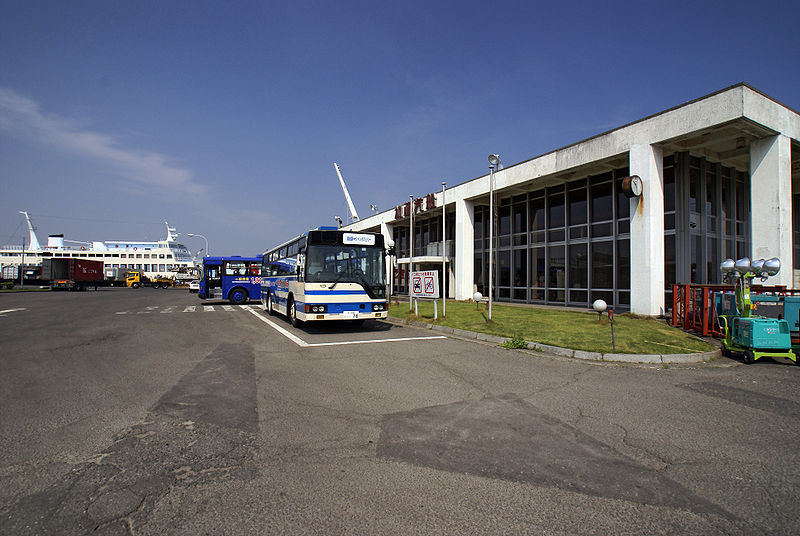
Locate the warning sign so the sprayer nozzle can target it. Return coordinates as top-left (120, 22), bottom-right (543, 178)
top-left (410, 270), bottom-right (439, 298)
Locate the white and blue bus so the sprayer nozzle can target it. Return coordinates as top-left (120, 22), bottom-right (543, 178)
top-left (261, 227), bottom-right (388, 326)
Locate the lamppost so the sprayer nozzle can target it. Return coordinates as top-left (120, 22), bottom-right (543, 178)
top-left (187, 233), bottom-right (209, 258)
top-left (441, 181), bottom-right (446, 318)
top-left (488, 154), bottom-right (500, 321)
top-left (409, 194), bottom-right (414, 311)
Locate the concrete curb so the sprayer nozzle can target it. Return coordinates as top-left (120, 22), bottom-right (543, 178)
top-left (386, 316), bottom-right (720, 364)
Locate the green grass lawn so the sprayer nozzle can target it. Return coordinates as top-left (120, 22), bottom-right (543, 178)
top-left (388, 299), bottom-right (714, 355)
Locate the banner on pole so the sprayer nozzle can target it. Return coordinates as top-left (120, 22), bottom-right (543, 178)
top-left (410, 270), bottom-right (439, 298)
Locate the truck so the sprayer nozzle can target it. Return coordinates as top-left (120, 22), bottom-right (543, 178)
top-left (125, 270), bottom-right (176, 289)
top-left (42, 258), bottom-right (104, 291)
top-left (104, 266), bottom-right (133, 286)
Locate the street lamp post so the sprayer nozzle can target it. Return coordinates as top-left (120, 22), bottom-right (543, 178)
top-left (442, 181), bottom-right (446, 318)
top-left (187, 233), bottom-right (209, 258)
top-left (409, 194), bottom-right (414, 311)
top-left (488, 154), bottom-right (500, 322)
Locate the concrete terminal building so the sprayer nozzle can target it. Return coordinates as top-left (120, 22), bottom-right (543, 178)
top-left (345, 84), bottom-right (800, 316)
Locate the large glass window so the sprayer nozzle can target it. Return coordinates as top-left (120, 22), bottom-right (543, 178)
top-left (471, 164), bottom-right (641, 309)
top-left (590, 175), bottom-right (613, 237)
top-left (530, 195), bottom-right (545, 244)
top-left (548, 245), bottom-right (565, 303)
top-left (591, 241), bottom-right (613, 289)
top-left (513, 248), bottom-right (527, 301)
top-left (548, 186), bottom-right (565, 242)
top-left (794, 194), bottom-right (800, 270)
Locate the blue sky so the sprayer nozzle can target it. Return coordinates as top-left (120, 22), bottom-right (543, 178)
top-left (1, 0), bottom-right (799, 256)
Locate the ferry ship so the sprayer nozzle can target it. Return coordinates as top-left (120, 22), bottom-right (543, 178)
top-left (0, 212), bottom-right (198, 282)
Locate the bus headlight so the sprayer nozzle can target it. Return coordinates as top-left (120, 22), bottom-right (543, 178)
top-left (372, 303), bottom-right (386, 312)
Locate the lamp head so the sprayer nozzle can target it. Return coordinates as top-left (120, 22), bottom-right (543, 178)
top-left (734, 257), bottom-right (751, 275)
top-left (488, 154), bottom-right (500, 166)
top-left (764, 258), bottom-right (781, 276)
top-left (592, 299), bottom-right (607, 313)
top-left (720, 259), bottom-right (735, 273)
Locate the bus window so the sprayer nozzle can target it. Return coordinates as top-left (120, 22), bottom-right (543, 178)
top-left (225, 261), bottom-right (247, 276)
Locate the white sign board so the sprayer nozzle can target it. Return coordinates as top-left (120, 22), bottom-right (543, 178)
top-left (343, 233), bottom-right (376, 246)
top-left (410, 270), bottom-right (439, 298)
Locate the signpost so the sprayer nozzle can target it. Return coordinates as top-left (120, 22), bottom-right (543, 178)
top-left (410, 270), bottom-right (440, 319)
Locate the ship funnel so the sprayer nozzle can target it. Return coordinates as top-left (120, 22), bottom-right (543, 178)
top-left (48, 234), bottom-right (65, 249)
top-left (19, 211), bottom-right (42, 250)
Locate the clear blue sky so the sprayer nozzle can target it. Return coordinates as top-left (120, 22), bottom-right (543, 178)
top-left (2, 0), bottom-right (798, 256)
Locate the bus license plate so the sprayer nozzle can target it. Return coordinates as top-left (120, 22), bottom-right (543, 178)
top-left (342, 311), bottom-right (359, 319)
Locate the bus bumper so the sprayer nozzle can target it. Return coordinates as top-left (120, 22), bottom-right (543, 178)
top-left (298, 310), bottom-right (387, 322)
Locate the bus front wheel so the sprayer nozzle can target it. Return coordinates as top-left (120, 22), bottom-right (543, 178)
top-left (229, 288), bottom-right (248, 305)
top-left (267, 292), bottom-right (275, 316)
top-left (288, 297), bottom-right (301, 327)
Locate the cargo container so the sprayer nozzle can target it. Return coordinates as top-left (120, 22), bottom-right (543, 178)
top-left (104, 266), bottom-right (133, 286)
top-left (1, 264), bottom-right (18, 281)
top-left (42, 258), bottom-right (104, 291)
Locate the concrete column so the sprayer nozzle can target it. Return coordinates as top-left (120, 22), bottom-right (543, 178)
top-left (629, 144), bottom-right (665, 316)
top-left (454, 198), bottom-right (475, 300)
top-left (380, 222), bottom-right (395, 296)
top-left (750, 134), bottom-right (793, 286)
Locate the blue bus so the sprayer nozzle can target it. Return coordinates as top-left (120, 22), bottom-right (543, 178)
top-left (261, 228), bottom-right (388, 326)
top-left (197, 256), bottom-right (262, 305)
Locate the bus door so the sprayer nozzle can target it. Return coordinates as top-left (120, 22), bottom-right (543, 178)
top-left (202, 265), bottom-right (222, 298)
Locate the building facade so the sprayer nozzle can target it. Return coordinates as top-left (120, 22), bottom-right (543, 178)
top-left (345, 84), bottom-right (800, 315)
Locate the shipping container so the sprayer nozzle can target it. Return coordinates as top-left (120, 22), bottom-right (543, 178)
top-left (42, 258), bottom-right (105, 291)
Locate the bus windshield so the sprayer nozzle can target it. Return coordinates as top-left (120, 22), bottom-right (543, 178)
top-left (305, 244), bottom-right (385, 290)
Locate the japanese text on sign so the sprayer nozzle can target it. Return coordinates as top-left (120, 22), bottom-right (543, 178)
top-left (410, 270), bottom-right (439, 298)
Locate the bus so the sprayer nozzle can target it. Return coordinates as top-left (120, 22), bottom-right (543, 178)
top-left (261, 227), bottom-right (388, 326)
top-left (197, 256), bottom-right (262, 305)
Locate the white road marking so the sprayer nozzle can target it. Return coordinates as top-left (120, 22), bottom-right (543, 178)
top-left (183, 306), bottom-right (196, 312)
top-left (160, 306), bottom-right (176, 313)
top-left (0, 308), bottom-right (25, 316)
top-left (222, 305), bottom-right (235, 312)
top-left (246, 308), bottom-right (447, 348)
top-left (203, 306), bottom-right (214, 312)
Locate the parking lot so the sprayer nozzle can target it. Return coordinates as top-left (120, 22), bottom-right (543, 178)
top-left (2, 288), bottom-right (799, 534)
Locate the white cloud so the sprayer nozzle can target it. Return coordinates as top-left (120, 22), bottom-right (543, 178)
top-left (0, 87), bottom-right (207, 198)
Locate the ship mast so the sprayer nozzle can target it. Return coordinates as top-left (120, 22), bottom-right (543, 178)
top-left (18, 211), bottom-right (42, 250)
top-left (333, 163), bottom-right (359, 224)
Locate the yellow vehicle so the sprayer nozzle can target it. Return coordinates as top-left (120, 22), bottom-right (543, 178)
top-left (126, 271), bottom-right (176, 289)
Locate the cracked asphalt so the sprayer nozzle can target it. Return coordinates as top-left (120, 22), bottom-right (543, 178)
top-left (1, 289), bottom-right (799, 534)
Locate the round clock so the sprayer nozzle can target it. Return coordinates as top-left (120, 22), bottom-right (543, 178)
top-left (622, 175), bottom-right (643, 198)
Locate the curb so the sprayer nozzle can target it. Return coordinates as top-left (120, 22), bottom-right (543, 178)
top-left (386, 316), bottom-right (720, 364)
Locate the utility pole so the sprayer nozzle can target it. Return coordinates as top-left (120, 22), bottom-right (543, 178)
top-left (20, 237), bottom-right (25, 289)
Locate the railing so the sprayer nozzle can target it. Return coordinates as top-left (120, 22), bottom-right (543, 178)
top-left (671, 283), bottom-right (797, 338)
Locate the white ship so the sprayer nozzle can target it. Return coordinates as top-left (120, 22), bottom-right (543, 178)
top-left (1, 211), bottom-right (198, 282)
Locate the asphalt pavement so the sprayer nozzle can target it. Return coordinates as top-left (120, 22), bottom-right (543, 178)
top-left (1, 288), bottom-right (799, 535)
